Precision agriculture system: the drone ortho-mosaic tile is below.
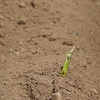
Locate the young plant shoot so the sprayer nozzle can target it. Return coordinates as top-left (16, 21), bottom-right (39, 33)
top-left (60, 47), bottom-right (75, 76)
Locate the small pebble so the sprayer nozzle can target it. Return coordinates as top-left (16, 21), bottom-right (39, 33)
top-left (19, 41), bottom-right (23, 44)
top-left (16, 52), bottom-right (19, 55)
top-left (91, 89), bottom-right (98, 94)
top-left (19, 2), bottom-right (26, 8)
top-left (3, 81), bottom-right (8, 85)
top-left (52, 92), bottom-right (62, 100)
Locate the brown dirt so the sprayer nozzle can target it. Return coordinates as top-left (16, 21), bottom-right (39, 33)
top-left (0, 0), bottom-right (100, 100)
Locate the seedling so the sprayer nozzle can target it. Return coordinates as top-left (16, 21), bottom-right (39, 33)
top-left (60, 47), bottom-right (75, 76)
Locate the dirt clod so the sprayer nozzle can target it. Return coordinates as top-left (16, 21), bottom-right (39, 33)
top-left (19, 2), bottom-right (26, 8)
top-left (52, 93), bottom-right (62, 100)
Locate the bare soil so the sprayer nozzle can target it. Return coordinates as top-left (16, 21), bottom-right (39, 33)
top-left (0, 0), bottom-right (100, 100)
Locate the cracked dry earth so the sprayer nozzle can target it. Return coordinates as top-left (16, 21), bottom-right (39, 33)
top-left (0, 0), bottom-right (100, 100)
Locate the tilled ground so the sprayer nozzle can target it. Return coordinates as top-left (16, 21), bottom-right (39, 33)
top-left (0, 0), bottom-right (100, 100)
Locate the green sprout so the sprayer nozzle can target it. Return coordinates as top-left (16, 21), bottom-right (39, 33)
top-left (60, 47), bottom-right (75, 76)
